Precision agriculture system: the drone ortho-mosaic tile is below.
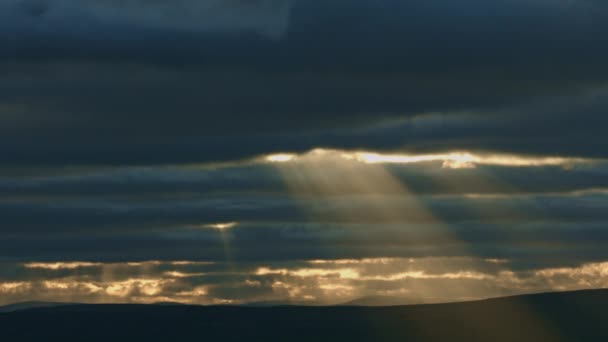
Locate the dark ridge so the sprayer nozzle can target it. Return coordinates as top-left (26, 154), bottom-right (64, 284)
top-left (338, 295), bottom-right (418, 306)
top-left (0, 301), bottom-right (73, 313)
top-left (1, 289), bottom-right (607, 341)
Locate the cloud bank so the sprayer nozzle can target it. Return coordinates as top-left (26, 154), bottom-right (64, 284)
top-left (1, 0), bottom-right (607, 305)
top-left (4, 0), bottom-right (293, 38)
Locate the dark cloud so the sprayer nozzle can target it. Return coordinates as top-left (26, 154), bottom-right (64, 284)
top-left (18, 0), bottom-right (49, 17)
top-left (0, 1), bottom-right (607, 166)
top-left (2, 0), bottom-right (608, 305)
top-left (1, 156), bottom-right (608, 270)
top-left (0, 77), bottom-right (607, 166)
top-left (2, 162), bottom-right (608, 198)
top-left (1, 186), bottom-right (608, 232)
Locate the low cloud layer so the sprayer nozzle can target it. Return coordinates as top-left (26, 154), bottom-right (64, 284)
top-left (1, 156), bottom-right (607, 270)
top-left (2, 258), bottom-right (608, 306)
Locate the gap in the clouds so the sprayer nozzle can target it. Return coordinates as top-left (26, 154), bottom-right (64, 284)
top-left (262, 148), bottom-right (597, 169)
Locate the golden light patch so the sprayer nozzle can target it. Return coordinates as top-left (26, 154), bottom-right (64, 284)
top-left (256, 267), bottom-right (360, 279)
top-left (265, 153), bottom-right (297, 163)
top-left (203, 222), bottom-right (239, 230)
top-left (163, 271), bottom-right (206, 278)
top-left (23, 262), bottom-right (102, 270)
top-left (0, 282), bottom-right (32, 294)
top-left (262, 149), bottom-right (594, 169)
top-left (308, 258), bottom-right (398, 265)
top-left (175, 286), bottom-right (209, 297)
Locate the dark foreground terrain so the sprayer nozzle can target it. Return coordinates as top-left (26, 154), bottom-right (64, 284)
top-left (1, 290), bottom-right (607, 341)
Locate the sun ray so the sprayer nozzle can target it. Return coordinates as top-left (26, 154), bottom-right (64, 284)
top-left (266, 147), bottom-right (564, 338)
top-left (268, 148), bottom-right (477, 300)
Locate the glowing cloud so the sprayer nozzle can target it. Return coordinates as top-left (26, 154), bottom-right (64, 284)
top-left (163, 271), bottom-right (206, 278)
top-left (266, 153), bottom-right (297, 163)
top-left (203, 222), bottom-right (239, 230)
top-left (262, 149), bottom-right (594, 169)
top-left (256, 267), bottom-right (360, 279)
top-left (4, 258), bottom-right (608, 306)
top-left (23, 262), bottom-right (102, 270)
top-left (0, 282), bottom-right (32, 294)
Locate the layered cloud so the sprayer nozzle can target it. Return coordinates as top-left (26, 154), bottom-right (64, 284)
top-left (2, 0), bottom-right (293, 38)
top-left (1, 0), bottom-right (608, 305)
top-left (1, 155), bottom-right (607, 270)
top-left (1, 69), bottom-right (607, 166)
top-left (2, 258), bottom-right (608, 306)
top-left (0, 0), bottom-right (607, 166)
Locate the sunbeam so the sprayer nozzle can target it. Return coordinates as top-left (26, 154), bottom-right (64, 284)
top-left (268, 148), bottom-right (480, 302)
top-left (267, 148), bottom-right (564, 339)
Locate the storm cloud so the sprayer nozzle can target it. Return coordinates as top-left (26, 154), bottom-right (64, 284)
top-left (1, 0), bottom-right (607, 305)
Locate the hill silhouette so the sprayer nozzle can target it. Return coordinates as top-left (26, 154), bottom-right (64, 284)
top-left (339, 295), bottom-right (419, 306)
top-left (1, 289), bottom-right (607, 341)
top-left (0, 301), bottom-right (72, 313)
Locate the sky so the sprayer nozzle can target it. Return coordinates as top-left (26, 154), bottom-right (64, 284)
top-left (1, 0), bottom-right (608, 306)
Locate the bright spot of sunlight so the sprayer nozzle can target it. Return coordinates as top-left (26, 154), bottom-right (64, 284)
top-left (204, 222), bottom-right (239, 230)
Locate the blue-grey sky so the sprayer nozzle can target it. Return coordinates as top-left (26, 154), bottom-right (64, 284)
top-left (1, 0), bottom-right (608, 305)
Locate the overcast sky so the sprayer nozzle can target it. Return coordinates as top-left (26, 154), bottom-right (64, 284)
top-left (1, 0), bottom-right (608, 306)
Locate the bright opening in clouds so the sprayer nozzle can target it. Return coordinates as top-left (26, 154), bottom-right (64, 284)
top-left (202, 222), bottom-right (239, 230)
top-left (262, 149), bottom-right (596, 169)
